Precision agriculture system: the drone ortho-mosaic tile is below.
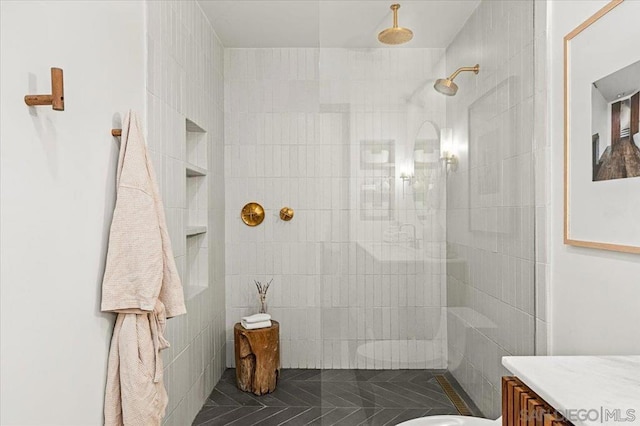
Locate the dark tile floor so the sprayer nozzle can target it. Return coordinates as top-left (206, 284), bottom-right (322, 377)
top-left (192, 369), bottom-right (475, 426)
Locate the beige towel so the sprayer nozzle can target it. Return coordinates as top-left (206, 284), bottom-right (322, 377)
top-left (101, 111), bottom-right (185, 317)
top-left (104, 301), bottom-right (170, 426)
top-left (102, 111), bottom-right (186, 426)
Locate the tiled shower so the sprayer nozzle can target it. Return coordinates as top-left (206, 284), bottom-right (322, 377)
top-left (144, 0), bottom-right (546, 421)
top-left (219, 0), bottom-right (545, 419)
top-left (224, 47), bottom-right (448, 370)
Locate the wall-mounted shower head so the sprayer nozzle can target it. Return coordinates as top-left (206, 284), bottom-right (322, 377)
top-left (434, 78), bottom-right (458, 96)
top-left (434, 64), bottom-right (480, 96)
top-left (378, 4), bottom-right (413, 45)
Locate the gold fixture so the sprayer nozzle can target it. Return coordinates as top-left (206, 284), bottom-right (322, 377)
top-left (435, 375), bottom-right (473, 416)
top-left (399, 173), bottom-right (413, 198)
top-left (24, 67), bottom-right (64, 111)
top-left (441, 153), bottom-right (458, 171)
top-left (279, 207), bottom-right (294, 221)
top-left (434, 64), bottom-right (480, 96)
top-left (440, 128), bottom-right (457, 172)
top-left (378, 4), bottom-right (413, 45)
top-left (241, 202), bottom-right (265, 227)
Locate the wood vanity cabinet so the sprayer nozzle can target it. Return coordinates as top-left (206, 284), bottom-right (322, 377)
top-left (502, 377), bottom-right (572, 426)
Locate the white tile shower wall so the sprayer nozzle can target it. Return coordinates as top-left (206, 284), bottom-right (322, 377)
top-left (445, 0), bottom-right (539, 418)
top-left (225, 48), bottom-right (448, 370)
top-left (145, 1), bottom-right (225, 425)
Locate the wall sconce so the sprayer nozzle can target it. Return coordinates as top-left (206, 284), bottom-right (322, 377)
top-left (400, 171), bottom-right (414, 198)
top-left (440, 128), bottom-right (458, 172)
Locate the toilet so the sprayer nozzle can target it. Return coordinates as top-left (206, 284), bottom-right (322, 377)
top-left (398, 416), bottom-right (502, 425)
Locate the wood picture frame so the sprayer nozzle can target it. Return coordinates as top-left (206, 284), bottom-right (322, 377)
top-left (564, 0), bottom-right (640, 254)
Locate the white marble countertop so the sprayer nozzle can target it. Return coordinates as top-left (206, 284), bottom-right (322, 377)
top-left (503, 356), bottom-right (640, 426)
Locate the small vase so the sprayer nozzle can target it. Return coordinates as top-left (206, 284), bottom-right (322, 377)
top-left (259, 294), bottom-right (267, 314)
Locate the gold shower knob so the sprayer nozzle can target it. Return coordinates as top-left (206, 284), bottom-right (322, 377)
top-left (279, 207), bottom-right (294, 221)
top-left (241, 202), bottom-right (265, 227)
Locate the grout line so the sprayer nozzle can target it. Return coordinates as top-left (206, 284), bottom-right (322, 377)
top-left (275, 407), bottom-right (314, 426)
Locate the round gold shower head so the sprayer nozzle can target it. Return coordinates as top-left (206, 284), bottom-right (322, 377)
top-left (434, 64), bottom-right (480, 96)
top-left (378, 4), bottom-right (413, 45)
top-left (378, 27), bottom-right (414, 45)
top-left (434, 78), bottom-right (458, 96)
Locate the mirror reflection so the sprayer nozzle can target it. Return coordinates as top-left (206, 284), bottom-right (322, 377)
top-left (413, 121), bottom-right (443, 222)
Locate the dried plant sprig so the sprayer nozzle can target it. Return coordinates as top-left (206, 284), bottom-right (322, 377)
top-left (254, 278), bottom-right (273, 295)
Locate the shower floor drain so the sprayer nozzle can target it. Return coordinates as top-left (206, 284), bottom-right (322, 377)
top-left (435, 375), bottom-right (473, 416)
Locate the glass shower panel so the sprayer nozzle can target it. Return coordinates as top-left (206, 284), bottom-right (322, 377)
top-left (317, 1), bottom-right (449, 375)
top-left (445, 0), bottom-right (537, 418)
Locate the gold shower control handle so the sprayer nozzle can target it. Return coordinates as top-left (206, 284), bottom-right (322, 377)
top-left (279, 207), bottom-right (294, 221)
top-left (241, 202), bottom-right (265, 227)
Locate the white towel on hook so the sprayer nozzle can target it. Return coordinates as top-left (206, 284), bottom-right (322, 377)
top-left (241, 320), bottom-right (272, 330)
top-left (241, 313), bottom-right (271, 324)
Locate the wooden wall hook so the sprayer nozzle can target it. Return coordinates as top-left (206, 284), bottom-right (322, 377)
top-left (24, 68), bottom-right (64, 111)
top-left (111, 129), bottom-right (122, 137)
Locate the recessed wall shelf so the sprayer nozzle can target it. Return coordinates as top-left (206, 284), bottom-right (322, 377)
top-left (184, 117), bottom-right (209, 301)
top-left (186, 163), bottom-right (207, 177)
top-left (186, 225), bottom-right (207, 237)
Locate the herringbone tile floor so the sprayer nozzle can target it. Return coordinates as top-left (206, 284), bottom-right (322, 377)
top-left (192, 369), bottom-right (473, 425)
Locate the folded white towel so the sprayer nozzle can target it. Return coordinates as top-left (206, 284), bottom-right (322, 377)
top-left (241, 320), bottom-right (272, 330)
top-left (241, 313), bottom-right (271, 324)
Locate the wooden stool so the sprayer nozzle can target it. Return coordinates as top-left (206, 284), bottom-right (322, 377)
top-left (234, 320), bottom-right (280, 395)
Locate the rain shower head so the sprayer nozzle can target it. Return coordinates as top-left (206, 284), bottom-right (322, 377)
top-left (378, 4), bottom-right (413, 45)
top-left (434, 64), bottom-right (480, 96)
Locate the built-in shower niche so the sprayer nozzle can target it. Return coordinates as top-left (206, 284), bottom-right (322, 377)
top-left (185, 118), bottom-right (208, 299)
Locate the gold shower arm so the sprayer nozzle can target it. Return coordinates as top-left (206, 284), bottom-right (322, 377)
top-left (447, 64), bottom-right (480, 81)
top-left (391, 4), bottom-right (399, 28)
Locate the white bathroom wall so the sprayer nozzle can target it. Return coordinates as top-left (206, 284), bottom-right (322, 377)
top-left (0, 1), bottom-right (225, 424)
top-left (145, 1), bottom-right (226, 425)
top-left (445, 0), bottom-right (539, 418)
top-left (224, 48), bottom-right (448, 369)
top-left (548, 0), bottom-right (640, 355)
top-left (0, 1), bottom-right (145, 424)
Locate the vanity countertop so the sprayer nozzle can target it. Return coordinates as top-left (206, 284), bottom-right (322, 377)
top-left (503, 356), bottom-right (640, 426)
